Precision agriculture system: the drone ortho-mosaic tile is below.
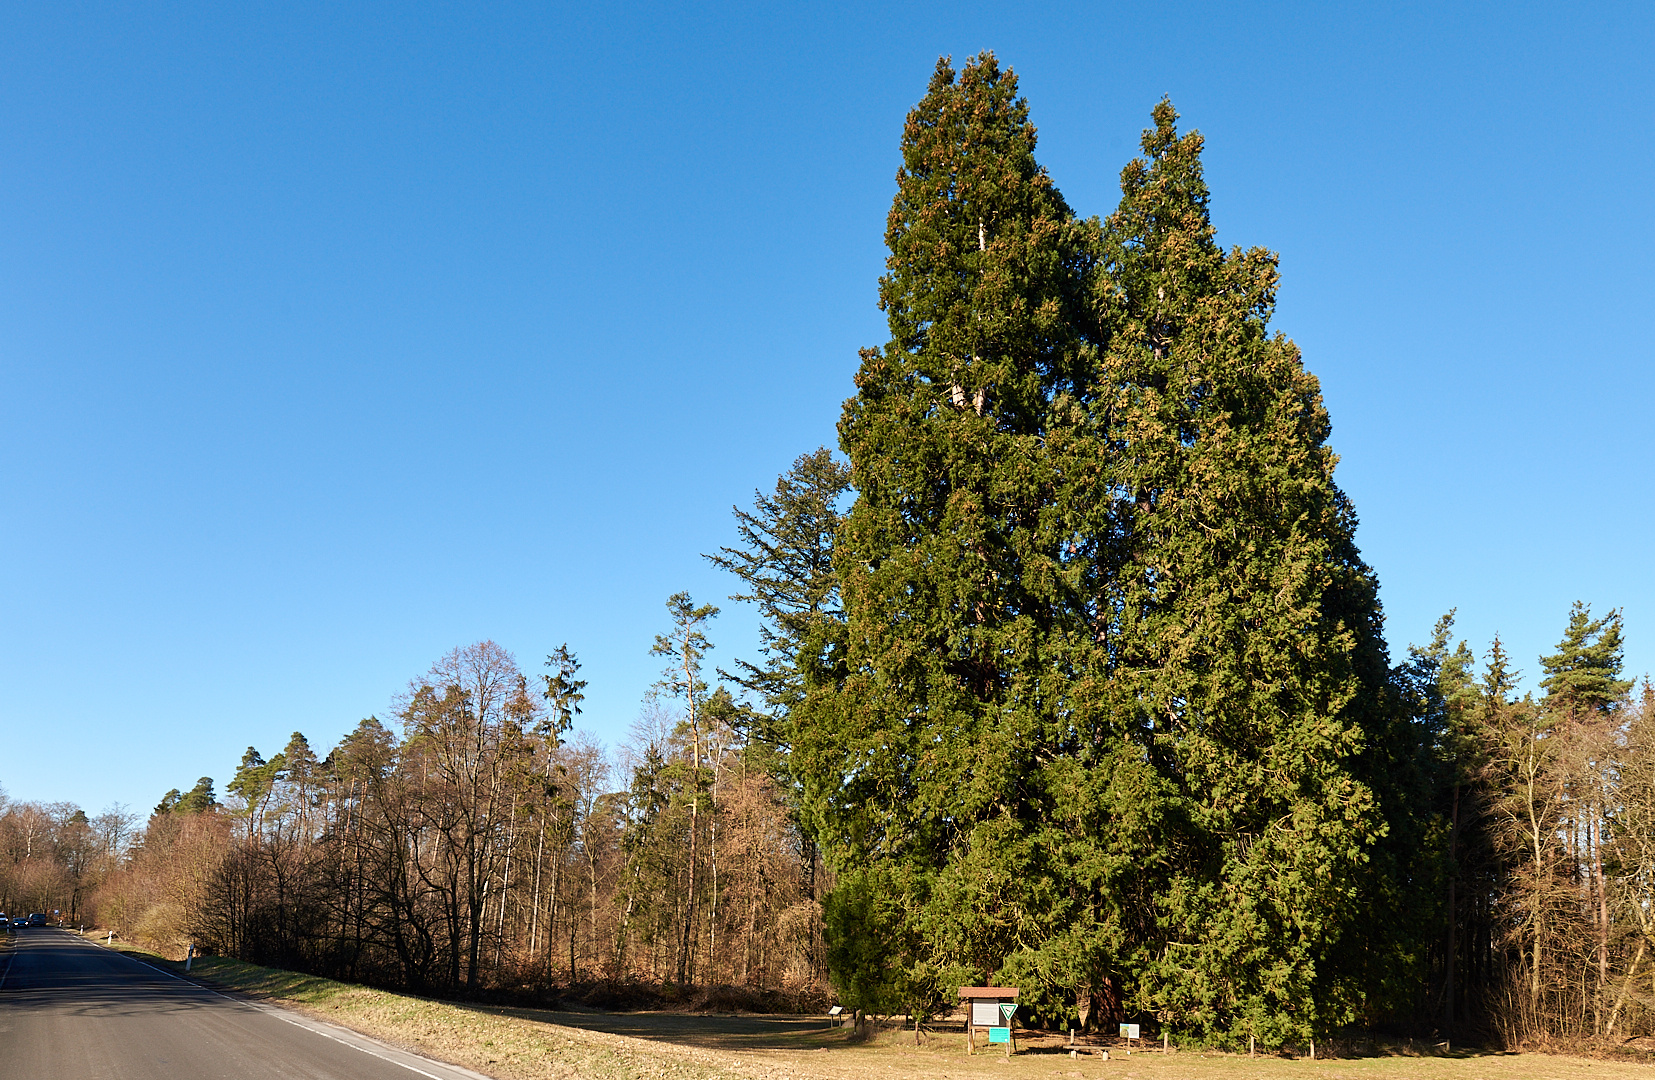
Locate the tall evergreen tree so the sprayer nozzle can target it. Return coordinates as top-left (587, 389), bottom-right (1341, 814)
top-left (541, 644), bottom-right (588, 745)
top-left (707, 446), bottom-right (851, 758)
top-left (1074, 101), bottom-right (1399, 1045)
top-left (649, 592), bottom-right (719, 985)
top-left (175, 777), bottom-right (219, 814)
top-left (228, 746), bottom-right (286, 842)
top-left (1540, 602), bottom-right (1631, 719)
top-left (796, 52), bottom-right (1096, 1018)
top-left (1537, 602), bottom-right (1628, 1031)
top-left (804, 68), bottom-right (1416, 1046)
top-left (1405, 612), bottom-right (1485, 1033)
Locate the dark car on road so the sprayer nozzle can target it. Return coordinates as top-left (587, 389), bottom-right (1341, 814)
top-left (26, 913), bottom-right (45, 927)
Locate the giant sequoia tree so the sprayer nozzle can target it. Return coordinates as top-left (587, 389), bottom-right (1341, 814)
top-left (799, 63), bottom-right (1418, 1045)
top-left (1088, 101), bottom-right (1404, 1044)
top-left (796, 53), bottom-right (1096, 1018)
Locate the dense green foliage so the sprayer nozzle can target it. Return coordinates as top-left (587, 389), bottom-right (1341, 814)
top-left (791, 56), bottom-right (1435, 1045)
top-left (1083, 99), bottom-right (1407, 1045)
top-left (706, 448), bottom-right (851, 770)
top-left (795, 52), bottom-right (1097, 1021)
top-left (1540, 602), bottom-right (1631, 718)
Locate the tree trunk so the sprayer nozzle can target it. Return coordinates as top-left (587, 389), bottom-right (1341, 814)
top-left (496, 795), bottom-right (518, 971)
top-left (1595, 813), bottom-right (1609, 1031)
top-left (1607, 937), bottom-right (1646, 1036)
top-left (678, 655), bottom-right (703, 986)
top-left (1445, 780), bottom-right (1459, 1034)
top-left (529, 816), bottom-right (546, 963)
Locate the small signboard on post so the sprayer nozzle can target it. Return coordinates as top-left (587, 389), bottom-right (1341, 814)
top-left (958, 987), bottom-right (1020, 1056)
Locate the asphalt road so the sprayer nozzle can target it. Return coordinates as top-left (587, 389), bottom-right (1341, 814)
top-left (0, 929), bottom-right (492, 1080)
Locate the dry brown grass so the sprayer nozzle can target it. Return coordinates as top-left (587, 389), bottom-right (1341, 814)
top-left (83, 938), bottom-right (1655, 1080)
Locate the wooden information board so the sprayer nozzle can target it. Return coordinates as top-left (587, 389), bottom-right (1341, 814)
top-left (958, 987), bottom-right (1020, 1056)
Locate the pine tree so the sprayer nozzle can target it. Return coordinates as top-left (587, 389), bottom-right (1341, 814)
top-left (282, 732), bottom-right (320, 786)
top-left (175, 777), bottom-right (218, 814)
top-left (541, 644), bottom-right (587, 748)
top-left (228, 746), bottom-right (286, 842)
top-left (1540, 602), bottom-right (1631, 719)
top-left (1083, 101), bottom-right (1394, 1045)
top-left (281, 731), bottom-right (322, 842)
top-left (796, 52), bottom-right (1095, 1018)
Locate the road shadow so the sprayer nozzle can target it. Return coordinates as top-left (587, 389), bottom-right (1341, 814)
top-left (476, 1003), bottom-right (851, 1051)
top-left (1, 932), bottom-right (230, 1020)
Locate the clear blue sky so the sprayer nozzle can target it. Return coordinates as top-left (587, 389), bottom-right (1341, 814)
top-left (3, 2), bottom-right (1651, 816)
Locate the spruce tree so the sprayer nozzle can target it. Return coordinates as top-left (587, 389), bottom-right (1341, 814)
top-left (1404, 613), bottom-right (1482, 1033)
top-left (796, 52), bottom-right (1095, 1017)
top-left (707, 446), bottom-right (851, 755)
top-left (1083, 101), bottom-right (1395, 1045)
